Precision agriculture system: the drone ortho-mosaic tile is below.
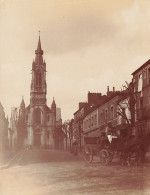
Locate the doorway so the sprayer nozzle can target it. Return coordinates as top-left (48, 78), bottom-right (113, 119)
top-left (34, 133), bottom-right (41, 148)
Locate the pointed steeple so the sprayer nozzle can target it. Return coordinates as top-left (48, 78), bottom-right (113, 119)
top-left (35, 31), bottom-right (43, 55)
top-left (19, 97), bottom-right (25, 120)
top-left (37, 35), bottom-right (42, 51)
top-left (30, 33), bottom-right (47, 105)
top-left (51, 97), bottom-right (56, 110)
top-left (20, 96), bottom-right (25, 108)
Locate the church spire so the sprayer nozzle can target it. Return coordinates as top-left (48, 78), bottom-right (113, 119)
top-left (37, 34), bottom-right (42, 51)
top-left (20, 96), bottom-right (25, 108)
top-left (35, 31), bottom-right (43, 55)
top-left (30, 33), bottom-right (47, 105)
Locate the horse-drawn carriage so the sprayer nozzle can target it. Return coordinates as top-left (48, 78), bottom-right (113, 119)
top-left (83, 133), bottom-right (150, 166)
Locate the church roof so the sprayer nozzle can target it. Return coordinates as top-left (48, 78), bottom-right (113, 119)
top-left (45, 105), bottom-right (51, 112)
top-left (26, 105), bottom-right (30, 111)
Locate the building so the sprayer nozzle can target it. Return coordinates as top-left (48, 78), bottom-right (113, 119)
top-left (73, 92), bottom-right (107, 147)
top-left (0, 102), bottom-right (9, 152)
top-left (10, 107), bottom-right (19, 148)
top-left (132, 59), bottom-right (150, 135)
top-left (10, 35), bottom-right (63, 149)
top-left (54, 108), bottom-right (64, 149)
top-left (9, 99), bottom-right (27, 149)
top-left (25, 35), bottom-right (62, 149)
top-left (83, 88), bottom-right (127, 137)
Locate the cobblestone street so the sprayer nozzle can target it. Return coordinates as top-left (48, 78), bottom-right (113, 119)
top-left (1, 149), bottom-right (150, 195)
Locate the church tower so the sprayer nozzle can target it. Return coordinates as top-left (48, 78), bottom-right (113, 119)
top-left (26, 34), bottom-right (56, 149)
top-left (30, 35), bottom-right (47, 105)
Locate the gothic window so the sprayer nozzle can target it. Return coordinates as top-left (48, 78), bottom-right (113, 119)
top-left (47, 115), bottom-right (50, 122)
top-left (39, 73), bottom-right (42, 86)
top-left (36, 72), bottom-right (42, 87)
top-left (34, 108), bottom-right (41, 124)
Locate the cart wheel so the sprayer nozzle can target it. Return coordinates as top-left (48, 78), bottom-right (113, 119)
top-left (126, 148), bottom-right (142, 166)
top-left (99, 149), bottom-right (112, 165)
top-left (83, 147), bottom-right (93, 163)
top-left (120, 152), bottom-right (127, 166)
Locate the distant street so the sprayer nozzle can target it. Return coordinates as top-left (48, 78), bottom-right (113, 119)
top-left (1, 149), bottom-right (150, 195)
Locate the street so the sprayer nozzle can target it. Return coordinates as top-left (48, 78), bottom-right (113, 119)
top-left (0, 149), bottom-right (150, 195)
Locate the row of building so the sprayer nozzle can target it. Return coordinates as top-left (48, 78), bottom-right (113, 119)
top-left (66, 59), bottom-right (150, 149)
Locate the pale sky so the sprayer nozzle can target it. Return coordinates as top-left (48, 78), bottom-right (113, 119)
top-left (1, 0), bottom-right (150, 121)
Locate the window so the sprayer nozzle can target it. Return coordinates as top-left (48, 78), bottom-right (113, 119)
top-left (95, 114), bottom-right (97, 125)
top-left (47, 115), bottom-right (50, 121)
top-left (110, 106), bottom-right (114, 119)
top-left (91, 117), bottom-right (93, 126)
top-left (138, 74), bottom-right (143, 92)
top-left (36, 72), bottom-right (42, 87)
top-left (34, 108), bottom-right (41, 124)
top-left (105, 109), bottom-right (108, 120)
top-left (144, 69), bottom-right (147, 79)
top-left (89, 119), bottom-right (91, 128)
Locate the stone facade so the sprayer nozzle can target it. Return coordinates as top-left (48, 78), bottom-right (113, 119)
top-left (83, 91), bottom-right (127, 137)
top-left (73, 92), bottom-right (107, 147)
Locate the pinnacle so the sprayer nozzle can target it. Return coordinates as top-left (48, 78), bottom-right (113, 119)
top-left (37, 35), bottom-right (42, 51)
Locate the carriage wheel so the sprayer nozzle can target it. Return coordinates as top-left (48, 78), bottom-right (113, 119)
top-left (99, 149), bottom-right (112, 165)
top-left (120, 152), bottom-right (127, 166)
top-left (126, 147), bottom-right (142, 166)
top-left (83, 147), bottom-right (93, 163)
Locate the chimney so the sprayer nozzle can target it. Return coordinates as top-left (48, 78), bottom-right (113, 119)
top-left (107, 86), bottom-right (109, 92)
top-left (113, 87), bottom-right (115, 92)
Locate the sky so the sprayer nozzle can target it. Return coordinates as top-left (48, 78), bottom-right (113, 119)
top-left (1, 0), bottom-right (150, 122)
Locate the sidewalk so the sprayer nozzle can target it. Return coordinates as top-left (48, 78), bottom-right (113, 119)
top-left (0, 150), bottom-right (23, 169)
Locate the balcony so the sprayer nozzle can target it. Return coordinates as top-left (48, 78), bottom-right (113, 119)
top-left (136, 107), bottom-right (150, 121)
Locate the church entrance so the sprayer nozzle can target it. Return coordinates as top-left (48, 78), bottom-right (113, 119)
top-left (34, 128), bottom-right (41, 148)
top-left (34, 134), bottom-right (41, 148)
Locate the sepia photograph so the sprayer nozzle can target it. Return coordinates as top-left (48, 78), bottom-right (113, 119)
top-left (0, 0), bottom-right (150, 194)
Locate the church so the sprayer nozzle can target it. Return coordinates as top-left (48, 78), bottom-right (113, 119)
top-left (25, 35), bottom-right (62, 149)
top-left (10, 35), bottom-right (64, 149)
